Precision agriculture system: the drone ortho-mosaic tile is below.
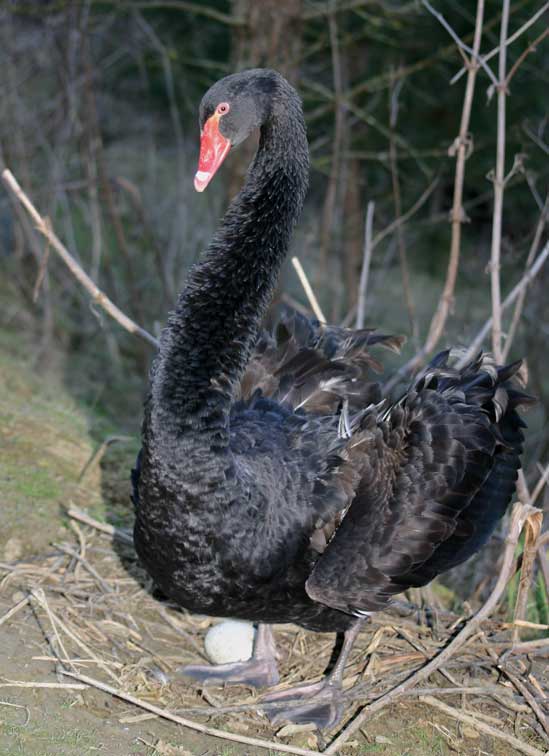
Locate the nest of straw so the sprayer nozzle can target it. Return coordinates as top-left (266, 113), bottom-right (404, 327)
top-left (0, 503), bottom-right (547, 756)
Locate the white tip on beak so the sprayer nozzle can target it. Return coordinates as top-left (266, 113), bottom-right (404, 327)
top-left (194, 170), bottom-right (212, 192)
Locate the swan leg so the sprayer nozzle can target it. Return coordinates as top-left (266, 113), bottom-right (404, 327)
top-left (261, 618), bottom-right (364, 730)
top-left (179, 623), bottom-right (280, 688)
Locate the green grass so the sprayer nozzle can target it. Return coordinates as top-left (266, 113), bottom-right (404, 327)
top-left (0, 721), bottom-right (99, 755)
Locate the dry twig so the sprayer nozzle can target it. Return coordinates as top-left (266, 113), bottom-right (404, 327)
top-left (456, 239), bottom-right (549, 368)
top-left (489, 0), bottom-right (511, 362)
top-left (502, 194), bottom-right (549, 360)
top-left (67, 507), bottom-right (133, 546)
top-left (451, 2), bottom-right (549, 85)
top-left (0, 595), bottom-right (30, 627)
top-left (385, 1), bottom-right (486, 385)
top-left (291, 256), bottom-right (326, 323)
top-left (355, 201), bottom-right (375, 329)
top-left (1, 169), bottom-right (158, 349)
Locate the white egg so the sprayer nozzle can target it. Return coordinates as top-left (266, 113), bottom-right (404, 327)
top-left (204, 620), bottom-right (256, 664)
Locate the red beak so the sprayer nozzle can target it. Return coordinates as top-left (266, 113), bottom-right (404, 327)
top-left (194, 114), bottom-right (231, 192)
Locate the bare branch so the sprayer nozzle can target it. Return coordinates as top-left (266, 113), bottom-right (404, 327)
top-left (384, 1), bottom-right (485, 390)
top-left (456, 239), bottom-right (549, 368)
top-left (389, 75), bottom-right (418, 342)
top-left (502, 193), bottom-right (549, 360)
top-left (371, 177), bottom-right (438, 251)
top-left (318, 0), bottom-right (346, 289)
top-left (387, 239), bottom-right (549, 390)
top-left (451, 2), bottom-right (549, 85)
top-left (356, 201), bottom-right (375, 330)
top-left (94, 0), bottom-right (243, 26)
top-left (505, 27), bottom-right (549, 87)
top-left (422, 0), bottom-right (498, 88)
top-left (490, 0), bottom-right (511, 362)
top-left (2, 169), bottom-right (159, 349)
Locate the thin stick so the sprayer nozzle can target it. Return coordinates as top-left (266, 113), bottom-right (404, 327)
top-left (0, 596), bottom-right (30, 627)
top-left (318, 0), bottom-right (345, 290)
top-left (422, 0), bottom-right (498, 88)
top-left (389, 76), bottom-right (417, 342)
top-left (324, 503), bottom-right (536, 754)
top-left (505, 27), bottom-right (549, 87)
top-left (419, 695), bottom-right (546, 756)
top-left (490, 0), bottom-right (511, 362)
top-left (502, 194), bottom-right (549, 360)
top-left (0, 681), bottom-right (87, 690)
top-left (67, 507), bottom-right (134, 546)
top-left (31, 589), bottom-right (119, 682)
top-left (451, 2), bottom-right (549, 85)
top-left (30, 589), bottom-right (72, 668)
top-left (54, 543), bottom-right (113, 594)
top-left (455, 239), bottom-right (549, 368)
top-left (61, 670), bottom-right (321, 756)
top-left (529, 462), bottom-right (549, 507)
top-left (383, 2), bottom-right (486, 392)
top-left (503, 637), bottom-right (549, 655)
top-left (370, 178), bottom-right (438, 252)
top-left (355, 201), bottom-right (375, 329)
top-left (291, 256), bottom-right (326, 323)
top-left (425, 0), bottom-right (486, 361)
top-left (1, 169), bottom-right (158, 349)
top-left (501, 666), bottom-right (549, 739)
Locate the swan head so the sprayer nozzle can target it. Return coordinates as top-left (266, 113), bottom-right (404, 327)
top-left (195, 69), bottom-right (281, 192)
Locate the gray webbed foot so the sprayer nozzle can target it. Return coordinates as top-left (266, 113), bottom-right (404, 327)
top-left (179, 657), bottom-right (280, 688)
top-left (178, 623), bottom-right (279, 689)
top-left (262, 679), bottom-right (345, 730)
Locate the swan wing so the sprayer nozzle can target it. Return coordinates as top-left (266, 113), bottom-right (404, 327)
top-left (238, 309), bottom-right (404, 415)
top-left (305, 353), bottom-right (532, 614)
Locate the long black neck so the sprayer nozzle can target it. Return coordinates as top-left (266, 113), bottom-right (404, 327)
top-left (151, 88), bottom-right (309, 449)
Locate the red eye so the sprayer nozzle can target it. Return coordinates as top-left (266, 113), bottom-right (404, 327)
top-left (217, 102), bottom-right (230, 115)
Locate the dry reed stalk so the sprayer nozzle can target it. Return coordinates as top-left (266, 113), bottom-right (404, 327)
top-left (427, 0), bottom-right (485, 351)
top-left (30, 588), bottom-right (119, 683)
top-left (355, 201), bottom-right (375, 329)
top-left (291, 256), bottom-right (326, 323)
top-left (0, 595), bottom-right (29, 627)
top-left (489, 0), bottom-right (511, 362)
top-left (394, 0), bottom-right (486, 380)
top-left (503, 194), bottom-right (549, 360)
top-left (512, 511), bottom-right (543, 642)
top-left (388, 76), bottom-right (417, 342)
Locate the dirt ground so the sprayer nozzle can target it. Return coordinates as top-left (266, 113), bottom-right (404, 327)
top-left (1, 335), bottom-right (546, 756)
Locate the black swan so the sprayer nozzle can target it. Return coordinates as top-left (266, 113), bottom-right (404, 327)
top-left (133, 69), bottom-right (531, 728)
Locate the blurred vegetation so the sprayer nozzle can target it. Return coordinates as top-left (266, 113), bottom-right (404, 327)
top-left (0, 0), bottom-right (547, 459)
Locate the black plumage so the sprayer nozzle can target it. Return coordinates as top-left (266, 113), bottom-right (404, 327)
top-left (132, 69), bottom-right (532, 726)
